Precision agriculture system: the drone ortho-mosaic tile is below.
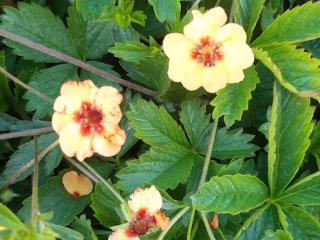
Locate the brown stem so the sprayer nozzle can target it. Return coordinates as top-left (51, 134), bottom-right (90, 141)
top-left (0, 127), bottom-right (53, 140)
top-left (31, 136), bottom-right (39, 224)
top-left (0, 29), bottom-right (156, 97)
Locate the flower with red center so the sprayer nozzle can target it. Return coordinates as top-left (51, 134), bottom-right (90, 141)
top-left (62, 171), bottom-right (93, 197)
top-left (163, 7), bottom-right (254, 93)
top-left (52, 80), bottom-right (126, 161)
top-left (108, 186), bottom-right (170, 240)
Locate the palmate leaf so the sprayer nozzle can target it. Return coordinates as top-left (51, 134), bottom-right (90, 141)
top-left (148, 0), bottom-right (180, 22)
top-left (211, 66), bottom-right (260, 126)
top-left (277, 171), bottom-right (320, 205)
top-left (71, 215), bottom-right (97, 240)
top-left (76, 0), bottom-right (115, 20)
top-left (0, 3), bottom-right (79, 62)
top-left (234, 0), bottom-right (265, 41)
top-left (253, 1), bottom-right (320, 46)
top-left (192, 174), bottom-right (269, 214)
top-left (262, 230), bottom-right (291, 240)
top-left (234, 205), bottom-right (280, 240)
top-left (268, 82), bottom-right (314, 196)
top-left (254, 44), bottom-right (320, 98)
top-left (116, 146), bottom-right (195, 194)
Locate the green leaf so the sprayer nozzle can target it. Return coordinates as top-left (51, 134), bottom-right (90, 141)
top-left (212, 128), bottom-right (259, 160)
top-left (276, 171), bottom-right (320, 205)
top-left (192, 174), bottom-right (269, 214)
top-left (234, 0), bottom-right (265, 41)
top-left (0, 3), bottom-right (79, 62)
top-left (253, 1), bottom-right (320, 46)
top-left (71, 215), bottom-right (97, 240)
top-left (262, 230), bottom-right (291, 240)
top-left (282, 205), bottom-right (320, 240)
top-left (91, 183), bottom-right (121, 228)
top-left (126, 99), bottom-right (190, 149)
top-left (0, 51), bottom-right (11, 113)
top-left (309, 123), bottom-right (320, 166)
top-left (268, 82), bottom-right (314, 196)
top-left (24, 64), bottom-right (78, 119)
top-left (234, 205), bottom-right (280, 240)
top-left (76, 0), bottom-right (115, 20)
top-left (179, 99), bottom-right (211, 154)
top-left (254, 44), bottom-right (320, 98)
top-left (0, 203), bottom-right (23, 229)
top-left (116, 146), bottom-right (194, 194)
top-left (0, 133), bottom-right (58, 189)
top-left (148, 0), bottom-right (180, 22)
top-left (67, 5), bottom-right (114, 60)
top-left (19, 171), bottom-right (90, 226)
top-left (209, 159), bottom-right (244, 177)
top-left (109, 41), bottom-right (160, 63)
top-left (211, 66), bottom-right (260, 126)
top-left (302, 39), bottom-right (320, 59)
top-left (48, 223), bottom-right (84, 240)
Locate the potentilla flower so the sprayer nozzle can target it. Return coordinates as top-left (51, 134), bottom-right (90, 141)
top-left (52, 80), bottom-right (126, 161)
top-left (108, 186), bottom-right (170, 240)
top-left (163, 7), bottom-right (254, 93)
top-left (62, 171), bottom-right (93, 197)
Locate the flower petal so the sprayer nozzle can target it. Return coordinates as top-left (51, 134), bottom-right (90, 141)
top-left (222, 42), bottom-right (254, 69)
top-left (108, 229), bottom-right (139, 240)
top-left (62, 171), bottom-right (93, 197)
top-left (75, 136), bottom-right (94, 161)
top-left (216, 23), bottom-right (247, 43)
top-left (52, 112), bottom-right (73, 133)
top-left (202, 63), bottom-right (228, 93)
top-left (59, 123), bottom-right (82, 158)
top-left (225, 65), bottom-right (245, 83)
top-left (163, 33), bottom-right (194, 60)
top-left (153, 211), bottom-right (170, 230)
top-left (128, 186), bottom-right (162, 215)
top-left (53, 95), bottom-right (81, 114)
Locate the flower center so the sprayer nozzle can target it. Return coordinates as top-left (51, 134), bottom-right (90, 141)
top-left (129, 209), bottom-right (155, 236)
top-left (191, 37), bottom-right (223, 67)
top-left (74, 102), bottom-right (104, 136)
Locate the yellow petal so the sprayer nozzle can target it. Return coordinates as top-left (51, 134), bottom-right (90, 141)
top-left (75, 136), bottom-right (94, 161)
top-left (225, 65), bottom-right (245, 83)
top-left (52, 112), bottom-right (73, 133)
top-left (59, 123), bottom-right (82, 158)
top-left (108, 229), bottom-right (139, 240)
top-left (62, 171), bottom-right (93, 197)
top-left (60, 81), bottom-right (79, 95)
top-left (216, 23), bottom-right (247, 43)
top-left (184, 7), bottom-right (227, 42)
top-left (53, 95), bottom-right (81, 114)
top-left (78, 80), bottom-right (98, 103)
top-left (202, 63), bottom-right (228, 93)
top-left (163, 33), bottom-right (194, 60)
top-left (222, 42), bottom-right (254, 69)
top-left (153, 211), bottom-right (170, 230)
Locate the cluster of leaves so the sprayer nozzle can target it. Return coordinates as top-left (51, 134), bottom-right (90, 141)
top-left (0, 0), bottom-right (320, 240)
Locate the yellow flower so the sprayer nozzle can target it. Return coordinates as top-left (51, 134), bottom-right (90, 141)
top-left (62, 171), bottom-right (93, 197)
top-left (108, 186), bottom-right (170, 240)
top-left (52, 80), bottom-right (126, 161)
top-left (163, 7), bottom-right (254, 93)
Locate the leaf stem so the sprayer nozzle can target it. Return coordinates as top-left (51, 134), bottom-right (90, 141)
top-left (0, 127), bottom-right (53, 140)
top-left (215, 0), bottom-right (221, 7)
top-left (0, 29), bottom-right (156, 97)
top-left (228, 0), bottom-right (236, 23)
top-left (197, 119), bottom-right (219, 191)
top-left (200, 212), bottom-right (216, 240)
top-left (0, 67), bottom-right (54, 104)
top-left (187, 205), bottom-right (196, 240)
top-left (192, 0), bottom-right (201, 7)
top-left (31, 136), bottom-right (39, 225)
top-left (80, 160), bottom-right (125, 203)
top-left (158, 206), bottom-right (190, 240)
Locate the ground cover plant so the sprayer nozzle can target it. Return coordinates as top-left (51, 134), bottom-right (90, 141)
top-left (0, 0), bottom-right (319, 239)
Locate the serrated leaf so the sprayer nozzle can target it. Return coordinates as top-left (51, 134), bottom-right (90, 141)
top-left (302, 39), bottom-right (320, 59)
top-left (48, 223), bottom-right (84, 240)
top-left (212, 128), bottom-right (259, 160)
top-left (0, 51), bottom-right (11, 112)
top-left (276, 171), bottom-right (320, 205)
top-left (116, 146), bottom-right (194, 194)
top-left (234, 205), bottom-right (280, 240)
top-left (253, 2), bottom-right (320, 46)
top-left (109, 41), bottom-right (160, 63)
top-left (126, 99), bottom-right (190, 149)
top-left (282, 205), bottom-right (320, 240)
top-left (211, 66), bottom-right (260, 126)
top-left (148, 0), bottom-right (180, 22)
top-left (76, 0), bottom-right (115, 20)
top-left (309, 122), bottom-right (320, 167)
top-left (71, 215), bottom-right (97, 240)
top-left (262, 230), bottom-right (291, 240)
top-left (0, 3), bottom-right (79, 62)
top-left (0, 203), bottom-right (23, 229)
top-left (268, 82), bottom-right (314, 196)
top-left (18, 171), bottom-right (90, 226)
top-left (24, 64), bottom-right (78, 119)
top-left (90, 183), bottom-right (121, 228)
top-left (67, 5), bottom-right (114, 60)
top-left (192, 174), bottom-right (269, 214)
top-left (235, 0), bottom-right (265, 41)
top-left (254, 44), bottom-right (320, 98)
top-left (0, 133), bottom-right (59, 189)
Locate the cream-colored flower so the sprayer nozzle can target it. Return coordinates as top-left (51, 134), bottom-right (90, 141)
top-left (108, 186), bottom-right (170, 240)
top-left (52, 80), bottom-right (126, 161)
top-left (62, 171), bottom-right (93, 197)
top-left (163, 7), bottom-right (254, 93)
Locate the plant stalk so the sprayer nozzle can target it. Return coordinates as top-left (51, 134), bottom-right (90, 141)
top-left (0, 127), bottom-right (53, 140)
top-left (187, 205), bottom-right (196, 240)
top-left (228, 0), bottom-right (236, 23)
top-left (31, 136), bottom-right (39, 225)
top-left (200, 212), bottom-right (216, 240)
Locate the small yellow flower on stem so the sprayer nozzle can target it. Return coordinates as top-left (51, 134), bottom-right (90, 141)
top-left (62, 171), bottom-right (93, 198)
top-left (52, 80), bottom-right (126, 161)
top-left (108, 186), bottom-right (170, 240)
top-left (163, 7), bottom-right (254, 93)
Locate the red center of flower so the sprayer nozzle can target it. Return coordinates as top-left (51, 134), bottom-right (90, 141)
top-left (128, 209), bottom-right (155, 236)
top-left (191, 37), bottom-right (223, 67)
top-left (74, 102), bottom-right (104, 136)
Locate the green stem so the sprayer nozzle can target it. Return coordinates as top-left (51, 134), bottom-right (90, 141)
top-left (158, 206), bottom-right (190, 240)
top-left (192, 0), bottom-right (201, 8)
top-left (187, 205), bottom-right (196, 240)
top-left (197, 119), bottom-right (219, 191)
top-left (200, 212), bottom-right (216, 240)
top-left (81, 161), bottom-right (125, 203)
top-left (228, 0), bottom-right (236, 23)
top-left (31, 136), bottom-right (39, 225)
top-left (217, 228), bottom-right (227, 240)
top-left (215, 0), bottom-right (221, 7)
